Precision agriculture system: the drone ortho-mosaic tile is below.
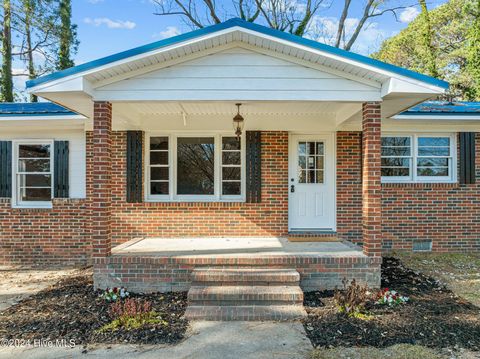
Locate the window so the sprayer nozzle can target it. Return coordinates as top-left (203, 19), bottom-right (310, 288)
top-left (14, 141), bottom-right (53, 207)
top-left (221, 137), bottom-right (241, 196)
top-left (147, 134), bottom-right (244, 201)
top-left (381, 134), bottom-right (455, 182)
top-left (297, 141), bottom-right (324, 184)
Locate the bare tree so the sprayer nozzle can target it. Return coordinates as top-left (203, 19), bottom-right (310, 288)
top-left (152, 0), bottom-right (413, 50)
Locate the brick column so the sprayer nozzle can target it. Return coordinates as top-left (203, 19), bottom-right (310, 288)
top-left (362, 102), bottom-right (382, 257)
top-left (91, 101), bottom-right (112, 258)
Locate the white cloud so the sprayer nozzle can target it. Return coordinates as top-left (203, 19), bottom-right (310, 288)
top-left (399, 7), bottom-right (420, 23)
top-left (153, 26), bottom-right (181, 39)
top-left (84, 17), bottom-right (136, 29)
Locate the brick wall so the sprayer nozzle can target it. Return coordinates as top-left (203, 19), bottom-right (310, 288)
top-left (0, 198), bottom-right (90, 265)
top-left (108, 131), bottom-right (289, 244)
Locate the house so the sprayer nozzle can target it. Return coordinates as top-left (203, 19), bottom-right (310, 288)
top-left (0, 18), bottom-right (478, 319)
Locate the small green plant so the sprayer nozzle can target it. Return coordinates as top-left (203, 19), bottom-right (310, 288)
top-left (375, 288), bottom-right (409, 307)
top-left (334, 278), bottom-right (371, 319)
top-left (98, 298), bottom-right (167, 332)
top-left (101, 287), bottom-right (129, 302)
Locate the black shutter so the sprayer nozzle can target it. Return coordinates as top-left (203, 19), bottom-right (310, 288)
top-left (127, 131), bottom-right (143, 203)
top-left (246, 131), bottom-right (261, 203)
top-left (54, 141), bottom-right (69, 198)
top-left (0, 141), bottom-right (12, 197)
top-left (459, 132), bottom-right (476, 184)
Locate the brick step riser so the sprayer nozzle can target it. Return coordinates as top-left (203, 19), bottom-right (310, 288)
top-left (191, 281), bottom-right (299, 286)
top-left (184, 305), bottom-right (307, 321)
top-left (188, 299), bottom-right (303, 306)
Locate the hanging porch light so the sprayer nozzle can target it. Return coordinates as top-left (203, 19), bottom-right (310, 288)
top-left (233, 103), bottom-right (245, 140)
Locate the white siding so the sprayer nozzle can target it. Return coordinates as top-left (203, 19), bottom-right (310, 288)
top-left (96, 47), bottom-right (380, 101)
top-left (0, 129), bottom-right (86, 198)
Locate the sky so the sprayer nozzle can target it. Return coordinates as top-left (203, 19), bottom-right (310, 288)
top-left (13, 0), bottom-right (448, 97)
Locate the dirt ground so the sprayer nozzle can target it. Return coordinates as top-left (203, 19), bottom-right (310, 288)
top-left (395, 252), bottom-right (480, 306)
top-left (0, 265), bottom-right (80, 312)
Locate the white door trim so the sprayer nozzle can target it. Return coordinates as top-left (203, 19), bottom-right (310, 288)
top-left (288, 132), bottom-right (336, 231)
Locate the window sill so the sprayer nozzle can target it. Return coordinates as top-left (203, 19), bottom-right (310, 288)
top-left (11, 202), bottom-right (53, 210)
top-left (144, 198), bottom-right (246, 204)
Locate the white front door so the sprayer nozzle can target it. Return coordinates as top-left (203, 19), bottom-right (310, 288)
top-left (288, 134), bottom-right (335, 231)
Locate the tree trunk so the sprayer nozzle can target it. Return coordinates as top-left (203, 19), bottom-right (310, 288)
top-left (1, 0), bottom-right (14, 102)
top-left (58, 0), bottom-right (74, 70)
top-left (419, 0), bottom-right (439, 78)
top-left (24, 0), bottom-right (37, 102)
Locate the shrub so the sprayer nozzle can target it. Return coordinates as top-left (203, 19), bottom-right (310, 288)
top-left (334, 278), bottom-right (371, 318)
top-left (99, 298), bottom-right (167, 332)
top-left (101, 287), bottom-right (129, 302)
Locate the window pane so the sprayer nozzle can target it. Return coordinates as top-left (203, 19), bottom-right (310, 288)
top-left (418, 137), bottom-right (449, 147)
top-left (317, 143), bottom-right (324, 156)
top-left (18, 159), bottom-right (50, 172)
top-left (316, 170), bottom-right (324, 183)
top-left (298, 170), bottom-right (306, 183)
top-left (381, 168), bottom-right (410, 177)
top-left (298, 142), bottom-right (306, 155)
top-left (307, 156), bottom-right (315, 169)
top-left (151, 167), bottom-right (169, 181)
top-left (20, 188), bottom-right (51, 201)
top-left (307, 142), bottom-right (316, 155)
top-left (222, 152), bottom-right (240, 165)
top-left (19, 144), bottom-right (50, 158)
top-left (150, 137), bottom-right (168, 150)
top-left (381, 137), bottom-right (410, 147)
top-left (417, 167), bottom-right (449, 176)
top-left (381, 147), bottom-right (411, 156)
top-left (222, 182), bottom-right (241, 195)
top-left (222, 167), bottom-right (240, 181)
top-left (307, 170), bottom-right (315, 183)
top-left (151, 182), bottom-right (169, 195)
top-left (177, 137), bottom-right (214, 195)
top-left (150, 151), bottom-right (168, 165)
top-left (20, 174), bottom-right (51, 187)
top-left (315, 156), bottom-right (324, 169)
top-left (222, 137), bottom-right (240, 150)
top-left (418, 147), bottom-right (450, 156)
top-left (417, 158), bottom-right (449, 167)
top-left (381, 158), bottom-right (410, 167)
top-left (298, 156), bottom-right (306, 169)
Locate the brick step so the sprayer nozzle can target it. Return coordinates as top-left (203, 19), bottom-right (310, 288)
top-left (184, 305), bottom-right (307, 321)
top-left (188, 285), bottom-right (303, 305)
top-left (191, 268), bottom-right (300, 285)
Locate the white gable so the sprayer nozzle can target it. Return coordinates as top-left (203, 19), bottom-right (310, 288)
top-left (94, 47), bottom-right (381, 102)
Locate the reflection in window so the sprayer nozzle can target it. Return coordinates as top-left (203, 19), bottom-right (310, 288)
top-left (381, 137), bottom-right (411, 177)
top-left (149, 137), bottom-right (169, 195)
top-left (177, 137), bottom-right (215, 195)
top-left (417, 137), bottom-right (450, 177)
top-left (222, 137), bottom-right (241, 195)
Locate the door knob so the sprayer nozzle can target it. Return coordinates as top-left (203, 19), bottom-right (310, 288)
top-left (290, 184), bottom-right (295, 193)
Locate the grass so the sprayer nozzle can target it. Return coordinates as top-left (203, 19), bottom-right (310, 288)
top-left (309, 344), bottom-right (447, 359)
top-left (395, 252), bottom-right (480, 306)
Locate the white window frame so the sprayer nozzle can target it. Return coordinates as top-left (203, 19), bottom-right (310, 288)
top-left (145, 132), bottom-right (245, 202)
top-left (12, 139), bottom-right (54, 208)
top-left (381, 133), bottom-right (457, 183)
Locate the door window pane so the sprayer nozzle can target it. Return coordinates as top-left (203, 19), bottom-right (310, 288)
top-left (417, 137), bottom-right (450, 178)
top-left (298, 141), bottom-right (324, 183)
top-left (177, 137), bottom-right (215, 195)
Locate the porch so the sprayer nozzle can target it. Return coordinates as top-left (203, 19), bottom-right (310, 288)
top-left (94, 237), bottom-right (381, 294)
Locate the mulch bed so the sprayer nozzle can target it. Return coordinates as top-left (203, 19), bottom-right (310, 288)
top-left (0, 269), bottom-right (188, 345)
top-left (303, 257), bottom-right (480, 350)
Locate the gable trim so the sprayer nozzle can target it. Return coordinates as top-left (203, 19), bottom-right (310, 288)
top-left (26, 18), bottom-right (448, 91)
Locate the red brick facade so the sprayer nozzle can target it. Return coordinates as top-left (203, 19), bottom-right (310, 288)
top-left (0, 122), bottom-right (479, 266)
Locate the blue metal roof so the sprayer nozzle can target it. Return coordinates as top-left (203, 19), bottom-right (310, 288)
top-left (400, 101), bottom-right (480, 116)
top-left (26, 18), bottom-right (449, 90)
top-left (0, 102), bottom-right (77, 117)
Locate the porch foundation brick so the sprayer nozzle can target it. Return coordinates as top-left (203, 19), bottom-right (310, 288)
top-left (91, 101), bottom-right (113, 258)
top-left (361, 102), bottom-right (383, 257)
top-left (92, 254), bottom-right (381, 295)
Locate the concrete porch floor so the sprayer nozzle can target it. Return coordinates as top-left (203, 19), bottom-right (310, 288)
top-left (112, 237), bottom-right (366, 258)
